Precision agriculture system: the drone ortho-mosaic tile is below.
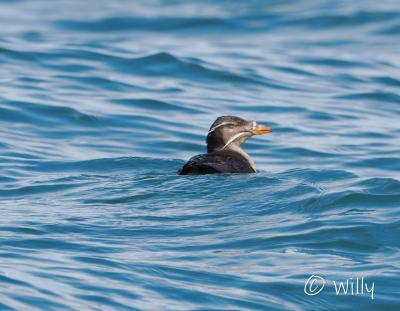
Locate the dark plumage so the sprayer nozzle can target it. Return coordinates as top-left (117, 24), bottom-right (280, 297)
top-left (178, 116), bottom-right (272, 175)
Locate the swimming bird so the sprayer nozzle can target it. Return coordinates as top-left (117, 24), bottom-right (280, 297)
top-left (178, 116), bottom-right (272, 175)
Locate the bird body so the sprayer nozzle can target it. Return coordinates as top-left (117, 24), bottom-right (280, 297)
top-left (178, 116), bottom-right (271, 175)
top-left (178, 150), bottom-right (255, 175)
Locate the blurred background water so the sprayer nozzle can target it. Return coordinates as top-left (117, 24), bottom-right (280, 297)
top-left (0, 0), bottom-right (399, 310)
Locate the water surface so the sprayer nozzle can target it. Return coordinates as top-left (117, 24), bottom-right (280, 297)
top-left (0, 0), bottom-right (399, 310)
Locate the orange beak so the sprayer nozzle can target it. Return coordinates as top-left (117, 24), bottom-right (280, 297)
top-left (251, 123), bottom-right (272, 135)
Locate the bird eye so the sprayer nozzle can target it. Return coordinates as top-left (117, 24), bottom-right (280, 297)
top-left (227, 124), bottom-right (235, 129)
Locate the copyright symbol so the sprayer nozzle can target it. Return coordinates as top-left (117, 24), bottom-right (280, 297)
top-left (304, 275), bottom-right (325, 296)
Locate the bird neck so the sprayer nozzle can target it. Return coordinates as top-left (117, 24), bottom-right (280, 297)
top-left (229, 145), bottom-right (256, 172)
top-left (209, 144), bottom-right (256, 173)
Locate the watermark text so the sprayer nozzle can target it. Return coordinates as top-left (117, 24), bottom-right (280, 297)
top-left (304, 275), bottom-right (375, 300)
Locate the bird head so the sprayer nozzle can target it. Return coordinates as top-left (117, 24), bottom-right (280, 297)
top-left (206, 116), bottom-right (272, 153)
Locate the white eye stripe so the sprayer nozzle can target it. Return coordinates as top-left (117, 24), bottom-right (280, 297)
top-left (207, 122), bottom-right (233, 134)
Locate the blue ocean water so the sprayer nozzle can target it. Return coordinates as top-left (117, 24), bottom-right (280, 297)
top-left (1, 0), bottom-right (400, 310)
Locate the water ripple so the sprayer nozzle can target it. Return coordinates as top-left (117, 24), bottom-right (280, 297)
top-left (1, 0), bottom-right (399, 310)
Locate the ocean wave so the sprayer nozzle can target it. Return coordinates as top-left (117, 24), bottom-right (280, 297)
top-left (55, 16), bottom-right (232, 32)
top-left (1, 100), bottom-right (100, 126)
top-left (1, 0), bottom-right (400, 310)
